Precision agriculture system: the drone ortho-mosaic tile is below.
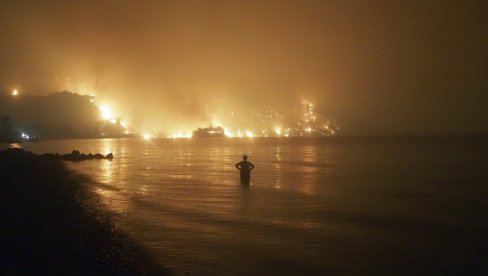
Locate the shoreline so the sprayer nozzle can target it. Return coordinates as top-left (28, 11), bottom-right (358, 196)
top-left (0, 148), bottom-right (169, 275)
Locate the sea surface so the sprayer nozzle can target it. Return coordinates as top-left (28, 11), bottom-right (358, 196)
top-left (8, 137), bottom-right (488, 274)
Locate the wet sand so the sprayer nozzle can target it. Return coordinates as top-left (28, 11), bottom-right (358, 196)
top-left (0, 148), bottom-right (169, 275)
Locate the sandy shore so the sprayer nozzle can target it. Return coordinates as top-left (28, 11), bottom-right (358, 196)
top-left (0, 148), bottom-right (170, 275)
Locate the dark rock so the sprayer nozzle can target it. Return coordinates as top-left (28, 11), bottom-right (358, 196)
top-left (49, 150), bottom-right (113, 161)
top-left (2, 149), bottom-right (113, 162)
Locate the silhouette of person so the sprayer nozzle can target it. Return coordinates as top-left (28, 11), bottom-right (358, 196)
top-left (235, 155), bottom-right (255, 184)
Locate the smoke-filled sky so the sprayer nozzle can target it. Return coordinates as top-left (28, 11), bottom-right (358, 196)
top-left (1, 0), bottom-right (487, 135)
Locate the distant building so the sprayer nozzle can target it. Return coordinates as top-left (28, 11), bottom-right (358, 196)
top-left (192, 126), bottom-right (225, 137)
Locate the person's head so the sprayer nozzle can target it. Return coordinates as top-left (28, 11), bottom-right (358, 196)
top-left (242, 155), bottom-right (248, 161)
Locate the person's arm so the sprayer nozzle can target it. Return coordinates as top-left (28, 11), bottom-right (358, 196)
top-left (249, 162), bottom-right (255, 171)
top-left (235, 162), bottom-right (241, 171)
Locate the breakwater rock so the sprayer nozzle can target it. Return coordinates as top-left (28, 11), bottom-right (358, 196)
top-left (41, 150), bottom-right (114, 161)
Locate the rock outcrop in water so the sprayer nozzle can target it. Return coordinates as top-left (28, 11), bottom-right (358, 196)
top-left (41, 150), bottom-right (114, 161)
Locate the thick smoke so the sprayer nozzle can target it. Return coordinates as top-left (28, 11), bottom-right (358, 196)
top-left (1, 1), bottom-right (487, 135)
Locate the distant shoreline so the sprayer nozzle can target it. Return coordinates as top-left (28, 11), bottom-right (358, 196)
top-left (0, 148), bottom-right (169, 274)
top-left (2, 133), bottom-right (487, 145)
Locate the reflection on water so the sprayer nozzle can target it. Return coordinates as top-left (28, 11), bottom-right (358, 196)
top-left (18, 137), bottom-right (488, 274)
top-left (274, 146), bottom-right (282, 190)
top-left (300, 144), bottom-right (318, 195)
top-left (100, 154), bottom-right (114, 183)
top-left (101, 138), bottom-right (113, 156)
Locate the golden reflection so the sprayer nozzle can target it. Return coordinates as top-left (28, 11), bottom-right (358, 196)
top-left (99, 153), bottom-right (114, 184)
top-left (93, 138), bottom-right (130, 214)
top-left (169, 174), bottom-right (193, 179)
top-left (98, 138), bottom-right (127, 185)
top-left (303, 145), bottom-right (317, 163)
top-left (274, 146), bottom-right (282, 190)
top-left (299, 145), bottom-right (318, 195)
top-left (298, 220), bottom-right (321, 229)
top-left (138, 185), bottom-right (149, 196)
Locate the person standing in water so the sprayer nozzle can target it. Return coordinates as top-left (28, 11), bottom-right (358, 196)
top-left (235, 155), bottom-right (255, 184)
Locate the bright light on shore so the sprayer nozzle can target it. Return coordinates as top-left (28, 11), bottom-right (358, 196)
top-left (12, 89), bottom-right (18, 96)
top-left (99, 105), bottom-right (113, 120)
top-left (274, 127), bottom-right (282, 136)
top-left (224, 128), bottom-right (233, 137)
top-left (245, 130), bottom-right (254, 138)
top-left (169, 132), bottom-right (192, 139)
top-left (143, 133), bottom-right (152, 140)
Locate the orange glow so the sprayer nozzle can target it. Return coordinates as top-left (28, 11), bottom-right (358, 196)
top-left (168, 132), bottom-right (192, 139)
top-left (99, 105), bottom-right (114, 120)
top-left (274, 127), bottom-right (282, 136)
top-left (224, 128), bottom-right (233, 137)
top-left (91, 95), bottom-right (336, 138)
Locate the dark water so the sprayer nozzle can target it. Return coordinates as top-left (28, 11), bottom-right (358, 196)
top-left (10, 137), bottom-right (488, 274)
